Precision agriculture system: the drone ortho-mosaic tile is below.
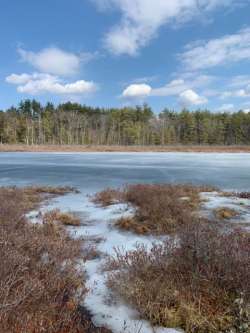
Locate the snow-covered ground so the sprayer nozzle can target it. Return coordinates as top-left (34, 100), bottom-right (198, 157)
top-left (201, 191), bottom-right (250, 229)
top-left (25, 188), bottom-right (250, 333)
top-left (28, 192), bottom-right (181, 333)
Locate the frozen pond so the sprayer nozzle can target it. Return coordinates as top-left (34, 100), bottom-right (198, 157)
top-left (0, 152), bottom-right (250, 191)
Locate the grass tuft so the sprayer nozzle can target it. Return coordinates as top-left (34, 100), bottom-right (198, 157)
top-left (215, 207), bottom-right (239, 220)
top-left (93, 184), bottom-right (216, 234)
top-left (44, 209), bottom-right (81, 226)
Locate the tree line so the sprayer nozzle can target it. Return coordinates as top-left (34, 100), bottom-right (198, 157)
top-left (0, 99), bottom-right (250, 145)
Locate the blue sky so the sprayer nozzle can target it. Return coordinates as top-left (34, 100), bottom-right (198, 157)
top-left (1, 0), bottom-right (250, 113)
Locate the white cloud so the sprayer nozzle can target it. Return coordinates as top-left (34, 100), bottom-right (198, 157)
top-left (6, 73), bottom-right (97, 96)
top-left (152, 79), bottom-right (187, 96)
top-left (151, 74), bottom-right (214, 97)
top-left (221, 84), bottom-right (250, 99)
top-left (216, 103), bottom-right (235, 112)
top-left (6, 73), bottom-right (32, 85)
top-left (122, 83), bottom-right (152, 98)
top-left (18, 47), bottom-right (84, 76)
top-left (229, 75), bottom-right (250, 88)
top-left (243, 108), bottom-right (250, 113)
top-left (179, 89), bottom-right (208, 106)
top-left (180, 27), bottom-right (250, 70)
top-left (92, 0), bottom-right (236, 55)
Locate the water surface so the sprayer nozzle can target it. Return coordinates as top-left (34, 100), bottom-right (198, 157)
top-left (0, 152), bottom-right (250, 191)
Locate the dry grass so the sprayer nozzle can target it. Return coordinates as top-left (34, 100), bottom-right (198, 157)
top-left (44, 209), bottom-right (81, 226)
top-left (91, 187), bottom-right (122, 207)
top-left (106, 222), bottom-right (250, 333)
top-left (2, 185), bottom-right (78, 212)
top-left (0, 186), bottom-right (110, 333)
top-left (215, 207), bottom-right (239, 220)
top-left (1, 144), bottom-right (250, 153)
top-left (93, 184), bottom-right (216, 234)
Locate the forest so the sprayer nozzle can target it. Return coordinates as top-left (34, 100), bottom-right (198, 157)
top-left (0, 99), bottom-right (250, 145)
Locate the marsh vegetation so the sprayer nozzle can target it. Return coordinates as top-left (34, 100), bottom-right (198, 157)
top-left (0, 186), bottom-right (110, 333)
top-left (93, 184), bottom-right (250, 332)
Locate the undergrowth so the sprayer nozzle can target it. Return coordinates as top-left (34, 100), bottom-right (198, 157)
top-left (106, 221), bottom-right (250, 333)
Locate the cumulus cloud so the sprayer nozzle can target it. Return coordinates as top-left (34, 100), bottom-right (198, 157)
top-left (92, 0), bottom-right (236, 55)
top-left (6, 73), bottom-right (32, 85)
top-left (18, 47), bottom-right (85, 76)
top-left (121, 74), bottom-right (212, 102)
top-left (6, 73), bottom-right (97, 95)
top-left (179, 89), bottom-right (208, 106)
top-left (122, 83), bottom-right (152, 99)
top-left (180, 27), bottom-right (250, 70)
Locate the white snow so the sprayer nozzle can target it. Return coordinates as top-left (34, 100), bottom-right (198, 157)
top-left (31, 192), bottom-right (181, 333)
top-left (201, 192), bottom-right (250, 226)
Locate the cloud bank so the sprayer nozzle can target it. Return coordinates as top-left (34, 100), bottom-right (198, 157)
top-left (180, 28), bottom-right (250, 70)
top-left (92, 0), bottom-right (236, 55)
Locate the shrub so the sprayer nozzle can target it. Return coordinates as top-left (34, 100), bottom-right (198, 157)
top-left (107, 222), bottom-right (250, 333)
top-left (93, 184), bottom-right (216, 234)
top-left (44, 209), bottom-right (81, 226)
top-left (91, 187), bottom-right (122, 207)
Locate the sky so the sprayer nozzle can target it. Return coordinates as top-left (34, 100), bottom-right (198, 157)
top-left (1, 0), bottom-right (250, 113)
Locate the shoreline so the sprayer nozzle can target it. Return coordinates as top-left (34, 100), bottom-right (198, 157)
top-left (1, 144), bottom-right (250, 153)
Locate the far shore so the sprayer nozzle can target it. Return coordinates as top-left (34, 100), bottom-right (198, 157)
top-left (1, 144), bottom-right (250, 153)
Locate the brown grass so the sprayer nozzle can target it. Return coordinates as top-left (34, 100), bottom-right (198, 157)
top-left (44, 209), bottom-right (81, 226)
top-left (106, 222), bottom-right (250, 333)
top-left (215, 207), bottom-right (239, 220)
top-left (91, 187), bottom-right (122, 207)
top-left (0, 187), bottom-right (110, 333)
top-left (2, 185), bottom-right (78, 212)
top-left (93, 184), bottom-right (216, 234)
top-left (1, 144), bottom-right (250, 153)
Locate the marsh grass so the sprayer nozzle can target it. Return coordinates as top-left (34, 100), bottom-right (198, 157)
top-left (215, 207), bottom-right (239, 220)
top-left (0, 187), bottom-right (110, 333)
top-left (93, 184), bottom-right (216, 234)
top-left (106, 222), bottom-right (250, 333)
top-left (44, 209), bottom-right (81, 226)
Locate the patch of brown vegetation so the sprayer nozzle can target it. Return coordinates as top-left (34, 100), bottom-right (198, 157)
top-left (93, 184), bottom-right (216, 234)
top-left (44, 209), bottom-right (81, 226)
top-left (91, 187), bottom-right (122, 207)
top-left (0, 187), bottom-right (110, 333)
top-left (215, 207), bottom-right (239, 220)
top-left (106, 222), bottom-right (250, 333)
top-left (1, 185), bottom-right (78, 212)
top-left (115, 216), bottom-right (151, 235)
top-left (1, 144), bottom-right (250, 153)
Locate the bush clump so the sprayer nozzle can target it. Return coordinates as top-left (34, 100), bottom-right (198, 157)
top-left (93, 184), bottom-right (216, 234)
top-left (44, 209), bottom-right (81, 226)
top-left (107, 222), bottom-right (250, 333)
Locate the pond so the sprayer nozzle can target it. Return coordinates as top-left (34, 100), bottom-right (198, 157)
top-left (0, 152), bottom-right (250, 191)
